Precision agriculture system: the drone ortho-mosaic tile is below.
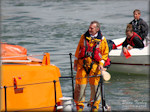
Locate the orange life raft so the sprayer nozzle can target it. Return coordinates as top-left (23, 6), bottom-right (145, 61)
top-left (0, 43), bottom-right (63, 111)
top-left (1, 43), bottom-right (27, 60)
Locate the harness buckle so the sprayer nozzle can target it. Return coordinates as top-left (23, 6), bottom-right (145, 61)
top-left (86, 52), bottom-right (92, 57)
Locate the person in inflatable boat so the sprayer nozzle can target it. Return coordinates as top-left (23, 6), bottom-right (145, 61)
top-left (122, 24), bottom-right (144, 53)
top-left (129, 9), bottom-right (148, 41)
top-left (74, 21), bottom-right (109, 112)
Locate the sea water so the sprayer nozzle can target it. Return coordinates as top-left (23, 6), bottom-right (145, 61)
top-left (1, 0), bottom-right (149, 111)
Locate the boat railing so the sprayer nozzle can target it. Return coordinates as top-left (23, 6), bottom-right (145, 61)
top-left (1, 79), bottom-right (62, 112)
top-left (57, 53), bottom-right (109, 111)
top-left (0, 53), bottom-right (74, 111)
top-left (1, 53), bottom-right (109, 111)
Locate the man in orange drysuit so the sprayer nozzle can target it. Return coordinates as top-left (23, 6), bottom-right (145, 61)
top-left (74, 21), bottom-right (109, 112)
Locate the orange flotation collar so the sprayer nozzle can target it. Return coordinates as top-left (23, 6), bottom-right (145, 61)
top-left (1, 43), bottom-right (27, 60)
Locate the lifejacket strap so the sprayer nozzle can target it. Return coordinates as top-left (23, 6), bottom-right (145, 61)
top-left (83, 60), bottom-right (94, 75)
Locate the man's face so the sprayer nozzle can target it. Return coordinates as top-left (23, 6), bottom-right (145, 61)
top-left (88, 23), bottom-right (99, 36)
top-left (133, 12), bottom-right (140, 20)
top-left (126, 31), bottom-right (133, 38)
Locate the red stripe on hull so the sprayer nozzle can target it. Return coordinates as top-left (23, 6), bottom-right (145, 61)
top-left (111, 62), bottom-right (150, 66)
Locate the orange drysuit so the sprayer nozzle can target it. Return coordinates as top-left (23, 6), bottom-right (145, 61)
top-left (74, 32), bottom-right (109, 110)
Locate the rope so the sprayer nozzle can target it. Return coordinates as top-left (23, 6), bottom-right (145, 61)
top-left (50, 53), bottom-right (74, 56)
top-left (3, 80), bottom-right (60, 88)
top-left (1, 54), bottom-right (44, 59)
top-left (60, 74), bottom-right (101, 80)
top-left (1, 53), bottom-right (75, 59)
top-left (116, 42), bottom-right (123, 47)
top-left (28, 54), bottom-right (45, 57)
top-left (1, 55), bottom-right (27, 59)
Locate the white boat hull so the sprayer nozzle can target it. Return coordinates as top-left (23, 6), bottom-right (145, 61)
top-left (108, 37), bottom-right (150, 75)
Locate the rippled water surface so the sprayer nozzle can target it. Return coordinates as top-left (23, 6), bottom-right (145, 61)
top-left (1, 0), bottom-right (149, 111)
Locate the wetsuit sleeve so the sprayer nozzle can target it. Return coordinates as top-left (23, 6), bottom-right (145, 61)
top-left (99, 37), bottom-right (109, 66)
top-left (122, 38), bottom-right (128, 47)
top-left (132, 36), bottom-right (144, 48)
top-left (140, 19), bottom-right (148, 39)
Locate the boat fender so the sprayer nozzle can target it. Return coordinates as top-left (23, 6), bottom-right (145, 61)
top-left (59, 97), bottom-right (72, 111)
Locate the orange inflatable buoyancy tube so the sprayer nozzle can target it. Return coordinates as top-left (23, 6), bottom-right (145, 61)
top-left (1, 43), bottom-right (27, 60)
